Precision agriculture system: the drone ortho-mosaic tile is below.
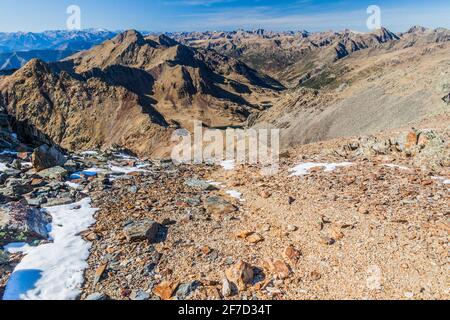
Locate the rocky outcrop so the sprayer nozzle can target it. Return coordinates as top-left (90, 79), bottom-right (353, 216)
top-left (0, 200), bottom-right (50, 246)
top-left (343, 129), bottom-right (449, 170)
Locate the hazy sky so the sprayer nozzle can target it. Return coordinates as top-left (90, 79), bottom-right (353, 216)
top-left (0, 0), bottom-right (449, 32)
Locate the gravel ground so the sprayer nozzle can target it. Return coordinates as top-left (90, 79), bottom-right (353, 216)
top-left (80, 130), bottom-right (449, 300)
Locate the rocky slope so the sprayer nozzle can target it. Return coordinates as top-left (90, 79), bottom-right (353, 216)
top-left (0, 30), bottom-right (282, 156)
top-left (245, 27), bottom-right (450, 149)
top-left (77, 123), bottom-right (448, 300)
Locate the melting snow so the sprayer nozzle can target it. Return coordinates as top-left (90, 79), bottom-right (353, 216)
top-left (220, 160), bottom-right (236, 171)
top-left (80, 151), bottom-right (98, 156)
top-left (109, 164), bottom-right (149, 174)
top-left (3, 198), bottom-right (98, 300)
top-left (65, 181), bottom-right (83, 190)
top-left (290, 162), bottom-right (353, 176)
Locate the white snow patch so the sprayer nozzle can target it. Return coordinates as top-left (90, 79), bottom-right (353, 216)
top-left (432, 177), bottom-right (450, 185)
top-left (0, 162), bottom-right (8, 172)
top-left (65, 181), bottom-right (82, 190)
top-left (109, 164), bottom-right (149, 174)
top-left (80, 151), bottom-right (98, 156)
top-left (290, 162), bottom-right (353, 176)
top-left (226, 190), bottom-right (244, 201)
top-left (4, 242), bottom-right (33, 254)
top-left (3, 198), bottom-right (98, 300)
top-left (221, 160), bottom-right (236, 171)
top-left (113, 152), bottom-right (138, 160)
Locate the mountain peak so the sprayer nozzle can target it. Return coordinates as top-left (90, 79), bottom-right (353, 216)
top-left (22, 58), bottom-right (50, 72)
top-left (158, 34), bottom-right (179, 47)
top-left (407, 25), bottom-right (430, 34)
top-left (374, 27), bottom-right (400, 42)
top-left (112, 29), bottom-right (145, 45)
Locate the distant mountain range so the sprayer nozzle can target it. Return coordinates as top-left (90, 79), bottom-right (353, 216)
top-left (0, 29), bottom-right (118, 70)
top-left (0, 29), bottom-right (117, 52)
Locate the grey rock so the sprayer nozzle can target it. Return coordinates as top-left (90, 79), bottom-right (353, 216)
top-left (123, 219), bottom-right (160, 243)
top-left (185, 178), bottom-right (216, 191)
top-left (0, 194), bottom-right (13, 204)
top-left (130, 290), bottom-right (150, 301)
top-left (3, 168), bottom-right (21, 177)
top-left (32, 145), bottom-right (67, 171)
top-left (174, 281), bottom-right (201, 300)
top-left (85, 292), bottom-right (108, 301)
top-left (443, 92), bottom-right (450, 104)
top-left (45, 197), bottom-right (74, 207)
top-left (11, 159), bottom-right (22, 170)
top-left (3, 178), bottom-right (33, 196)
top-left (0, 173), bottom-right (8, 185)
top-left (204, 196), bottom-right (237, 216)
top-left (36, 166), bottom-right (68, 180)
top-left (0, 249), bottom-right (9, 265)
top-left (25, 196), bottom-right (46, 207)
top-left (0, 201), bottom-right (50, 246)
top-left (63, 159), bottom-right (80, 173)
top-left (128, 186), bottom-right (138, 193)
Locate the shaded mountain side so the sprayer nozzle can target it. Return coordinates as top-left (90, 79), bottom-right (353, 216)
top-left (252, 41), bottom-right (450, 148)
top-left (0, 59), bottom-right (172, 156)
top-left (0, 50), bottom-right (77, 71)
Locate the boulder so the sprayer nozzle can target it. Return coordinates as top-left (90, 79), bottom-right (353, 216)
top-left (0, 201), bottom-right (50, 246)
top-left (0, 249), bottom-right (9, 265)
top-left (225, 261), bottom-right (254, 291)
top-left (184, 178), bottom-right (216, 191)
top-left (262, 259), bottom-right (291, 280)
top-left (36, 166), bottom-right (68, 180)
top-left (3, 178), bottom-right (34, 196)
top-left (85, 292), bottom-right (108, 301)
top-left (174, 281), bottom-right (201, 300)
top-left (130, 290), bottom-right (150, 301)
top-left (204, 196), bottom-right (237, 216)
top-left (32, 145), bottom-right (66, 172)
top-left (123, 219), bottom-right (160, 243)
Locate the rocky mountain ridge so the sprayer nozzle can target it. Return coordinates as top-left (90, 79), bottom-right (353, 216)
top-left (0, 30), bottom-right (282, 156)
top-left (174, 26), bottom-right (450, 86)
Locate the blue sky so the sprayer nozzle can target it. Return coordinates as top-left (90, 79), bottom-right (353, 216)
top-left (0, 0), bottom-right (449, 32)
